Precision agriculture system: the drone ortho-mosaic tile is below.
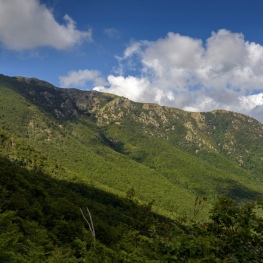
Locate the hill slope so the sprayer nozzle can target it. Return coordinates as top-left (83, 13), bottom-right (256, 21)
top-left (1, 73), bottom-right (263, 218)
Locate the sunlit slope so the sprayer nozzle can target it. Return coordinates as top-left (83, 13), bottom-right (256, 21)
top-left (1, 74), bottom-right (263, 218)
top-left (0, 82), bottom-right (198, 216)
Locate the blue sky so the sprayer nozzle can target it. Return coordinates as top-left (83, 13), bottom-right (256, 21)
top-left (1, 0), bottom-right (263, 122)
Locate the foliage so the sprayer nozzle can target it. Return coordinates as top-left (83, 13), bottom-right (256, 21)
top-left (1, 73), bottom-right (263, 260)
top-left (1, 156), bottom-right (263, 261)
top-left (1, 74), bottom-right (263, 218)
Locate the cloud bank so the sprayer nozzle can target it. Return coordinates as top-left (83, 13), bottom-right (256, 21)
top-left (0, 0), bottom-right (92, 50)
top-left (59, 29), bottom-right (263, 123)
top-left (59, 69), bottom-right (106, 88)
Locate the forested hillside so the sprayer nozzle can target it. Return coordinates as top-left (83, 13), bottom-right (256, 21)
top-left (1, 156), bottom-right (263, 262)
top-left (1, 73), bottom-right (263, 260)
top-left (1, 74), bottom-right (263, 215)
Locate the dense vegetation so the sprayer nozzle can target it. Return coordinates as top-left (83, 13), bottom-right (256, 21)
top-left (1, 156), bottom-right (263, 262)
top-left (1, 73), bottom-right (263, 261)
top-left (1, 74), bottom-right (263, 217)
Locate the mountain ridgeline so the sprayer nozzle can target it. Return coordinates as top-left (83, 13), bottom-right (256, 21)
top-left (1, 73), bottom-right (263, 262)
top-left (1, 73), bottom-right (263, 216)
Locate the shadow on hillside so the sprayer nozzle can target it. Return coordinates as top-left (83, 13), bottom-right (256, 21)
top-left (0, 156), bottom-right (169, 235)
top-left (213, 177), bottom-right (262, 203)
top-left (0, 74), bottom-right (87, 121)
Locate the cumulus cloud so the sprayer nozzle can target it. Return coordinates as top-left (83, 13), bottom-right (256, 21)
top-left (94, 75), bottom-right (151, 102)
top-left (250, 104), bottom-right (263, 123)
top-left (0, 0), bottom-right (92, 50)
top-left (94, 29), bottom-right (263, 122)
top-left (59, 69), bottom-right (106, 88)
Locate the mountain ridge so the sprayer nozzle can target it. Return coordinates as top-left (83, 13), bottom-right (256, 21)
top-left (1, 73), bottom-right (263, 218)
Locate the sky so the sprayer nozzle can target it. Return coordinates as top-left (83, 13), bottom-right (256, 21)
top-left (1, 0), bottom-right (263, 123)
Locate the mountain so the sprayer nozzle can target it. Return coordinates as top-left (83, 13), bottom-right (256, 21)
top-left (1, 73), bottom-right (263, 261)
top-left (0, 73), bottom-right (263, 219)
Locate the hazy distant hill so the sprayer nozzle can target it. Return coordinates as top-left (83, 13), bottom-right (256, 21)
top-left (1, 73), bottom-right (263, 218)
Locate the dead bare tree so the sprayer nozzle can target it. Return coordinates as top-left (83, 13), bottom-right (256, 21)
top-left (80, 207), bottom-right (96, 244)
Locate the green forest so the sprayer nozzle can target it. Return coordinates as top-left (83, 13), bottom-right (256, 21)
top-left (1, 74), bottom-right (263, 261)
top-left (1, 156), bottom-right (263, 262)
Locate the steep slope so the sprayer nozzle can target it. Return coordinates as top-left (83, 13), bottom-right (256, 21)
top-left (1, 73), bottom-right (263, 218)
top-left (2, 156), bottom-right (263, 262)
top-left (78, 94), bottom-right (263, 178)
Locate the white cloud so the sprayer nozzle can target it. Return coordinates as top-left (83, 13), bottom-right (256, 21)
top-left (0, 0), bottom-right (92, 50)
top-left (249, 104), bottom-right (263, 123)
top-left (205, 30), bottom-right (247, 75)
top-left (93, 29), bottom-right (263, 122)
top-left (94, 75), bottom-right (150, 102)
top-left (238, 93), bottom-right (263, 111)
top-left (59, 69), bottom-right (106, 88)
top-left (143, 33), bottom-right (204, 75)
top-left (123, 41), bottom-right (146, 58)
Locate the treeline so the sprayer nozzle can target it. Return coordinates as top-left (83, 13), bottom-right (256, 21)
top-left (1, 156), bottom-right (263, 262)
